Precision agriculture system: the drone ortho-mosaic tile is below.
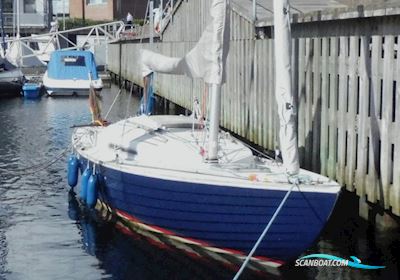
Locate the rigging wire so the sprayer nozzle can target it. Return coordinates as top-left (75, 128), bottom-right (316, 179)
top-left (233, 182), bottom-right (300, 280)
top-left (118, 82), bottom-right (135, 155)
top-left (104, 86), bottom-right (124, 119)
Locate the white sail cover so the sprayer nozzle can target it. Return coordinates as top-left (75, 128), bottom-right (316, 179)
top-left (273, 0), bottom-right (300, 175)
top-left (141, 0), bottom-right (229, 85)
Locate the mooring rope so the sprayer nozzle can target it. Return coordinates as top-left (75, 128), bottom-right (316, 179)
top-left (0, 131), bottom-right (88, 177)
top-left (0, 145), bottom-right (71, 176)
top-left (232, 182), bottom-right (299, 280)
top-left (0, 144), bottom-right (70, 174)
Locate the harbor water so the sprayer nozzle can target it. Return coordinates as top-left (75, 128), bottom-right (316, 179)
top-left (0, 85), bottom-right (399, 280)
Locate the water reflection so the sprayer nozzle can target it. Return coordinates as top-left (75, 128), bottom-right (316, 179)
top-left (67, 191), bottom-right (250, 279)
top-left (282, 191), bottom-right (400, 280)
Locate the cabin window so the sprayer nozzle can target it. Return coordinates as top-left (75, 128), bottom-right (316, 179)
top-left (62, 56), bottom-right (86, 67)
top-left (24, 0), bottom-right (36, 13)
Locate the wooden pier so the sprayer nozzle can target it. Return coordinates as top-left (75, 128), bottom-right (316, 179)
top-left (107, 0), bottom-right (400, 218)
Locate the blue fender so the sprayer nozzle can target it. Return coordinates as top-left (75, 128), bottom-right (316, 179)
top-left (80, 167), bottom-right (91, 202)
top-left (86, 174), bottom-right (98, 208)
top-left (67, 155), bottom-right (79, 187)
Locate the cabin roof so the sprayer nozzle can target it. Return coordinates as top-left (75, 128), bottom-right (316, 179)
top-left (47, 50), bottom-right (99, 80)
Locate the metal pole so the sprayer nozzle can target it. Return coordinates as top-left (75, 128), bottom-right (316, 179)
top-left (63, 0), bottom-right (65, 30)
top-left (207, 84), bottom-right (221, 161)
top-left (149, 1), bottom-right (154, 44)
top-left (105, 37), bottom-right (108, 71)
top-left (252, 0), bottom-right (257, 22)
top-left (16, 0), bottom-right (21, 66)
top-left (171, 0), bottom-right (174, 23)
top-left (48, 0), bottom-right (53, 28)
top-left (16, 0), bottom-right (20, 36)
top-left (12, 0), bottom-right (15, 37)
top-left (82, 0), bottom-right (85, 23)
top-left (0, 0), bottom-right (6, 53)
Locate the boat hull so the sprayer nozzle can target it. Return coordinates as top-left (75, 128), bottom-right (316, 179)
top-left (0, 81), bottom-right (22, 97)
top-left (43, 72), bottom-right (103, 96)
top-left (0, 68), bottom-right (24, 98)
top-left (78, 157), bottom-right (338, 265)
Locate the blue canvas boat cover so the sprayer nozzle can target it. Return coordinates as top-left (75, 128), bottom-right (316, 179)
top-left (47, 50), bottom-right (99, 80)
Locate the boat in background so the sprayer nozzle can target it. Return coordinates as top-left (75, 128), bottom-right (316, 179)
top-left (70, 0), bottom-right (341, 274)
top-left (43, 50), bottom-right (103, 96)
top-left (0, 57), bottom-right (24, 98)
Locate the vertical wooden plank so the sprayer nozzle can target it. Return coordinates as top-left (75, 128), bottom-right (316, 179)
top-left (246, 39), bottom-right (252, 141)
top-left (320, 37), bottom-right (329, 176)
top-left (381, 34), bottom-right (395, 209)
top-left (328, 37), bottom-right (339, 179)
top-left (241, 40), bottom-right (245, 137)
top-left (268, 39), bottom-right (275, 149)
top-left (262, 40), bottom-right (268, 148)
top-left (241, 40), bottom-right (246, 136)
top-left (228, 41), bottom-right (233, 131)
top-left (336, 36), bottom-right (348, 187)
top-left (345, 36), bottom-right (359, 192)
top-left (298, 38), bottom-right (306, 166)
top-left (356, 35), bottom-right (371, 198)
top-left (392, 35), bottom-right (400, 216)
top-left (233, 41), bottom-right (238, 134)
top-left (366, 35), bottom-right (382, 204)
top-left (312, 37), bottom-right (322, 172)
top-left (304, 38), bottom-right (313, 170)
top-left (255, 40), bottom-right (262, 146)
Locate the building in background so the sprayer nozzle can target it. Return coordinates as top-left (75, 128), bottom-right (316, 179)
top-left (69, 0), bottom-right (147, 22)
top-left (52, 0), bottom-right (69, 18)
top-left (1, 0), bottom-right (49, 34)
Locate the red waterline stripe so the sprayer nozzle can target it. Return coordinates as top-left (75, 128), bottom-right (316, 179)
top-left (115, 222), bottom-right (171, 251)
top-left (114, 208), bottom-right (285, 265)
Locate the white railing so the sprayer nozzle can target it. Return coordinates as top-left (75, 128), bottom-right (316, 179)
top-left (5, 21), bottom-right (125, 65)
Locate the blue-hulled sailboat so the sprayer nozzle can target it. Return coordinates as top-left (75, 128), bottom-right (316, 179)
top-left (70, 0), bottom-right (341, 274)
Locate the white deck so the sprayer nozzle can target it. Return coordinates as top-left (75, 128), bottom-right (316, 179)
top-left (73, 115), bottom-right (341, 194)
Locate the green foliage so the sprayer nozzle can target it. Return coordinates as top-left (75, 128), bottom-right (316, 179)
top-left (57, 18), bottom-right (145, 30)
top-left (57, 18), bottom-right (109, 30)
top-left (133, 19), bottom-right (145, 26)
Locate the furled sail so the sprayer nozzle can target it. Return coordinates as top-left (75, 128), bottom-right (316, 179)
top-left (141, 0), bottom-right (230, 85)
top-left (273, 0), bottom-right (300, 175)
